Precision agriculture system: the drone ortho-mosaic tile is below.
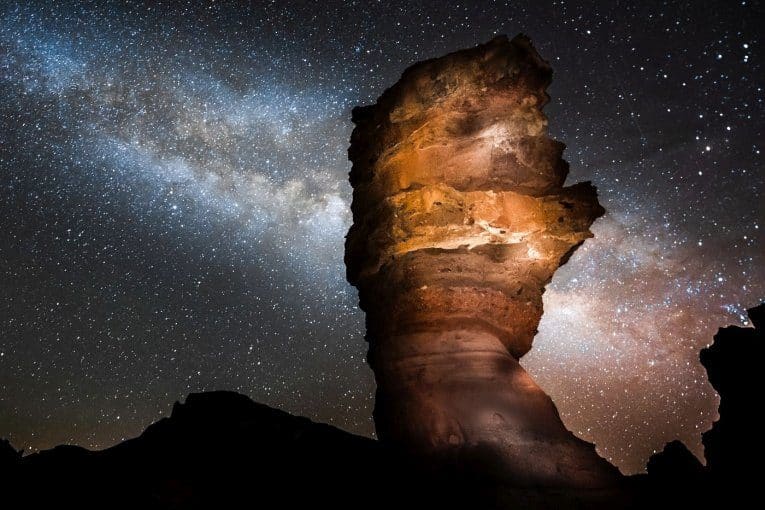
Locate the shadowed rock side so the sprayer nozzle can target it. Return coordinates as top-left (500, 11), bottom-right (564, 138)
top-left (345, 34), bottom-right (617, 487)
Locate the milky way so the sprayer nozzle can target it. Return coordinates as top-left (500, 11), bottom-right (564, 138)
top-left (0, 1), bottom-right (762, 473)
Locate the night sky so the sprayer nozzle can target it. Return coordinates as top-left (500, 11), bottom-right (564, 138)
top-left (1, 0), bottom-right (762, 474)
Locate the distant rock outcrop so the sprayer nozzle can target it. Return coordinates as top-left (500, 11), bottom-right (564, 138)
top-left (645, 302), bottom-right (764, 505)
top-left (700, 303), bottom-right (763, 482)
top-left (345, 34), bottom-right (616, 487)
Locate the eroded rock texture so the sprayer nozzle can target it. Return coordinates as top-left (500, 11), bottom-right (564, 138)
top-left (346, 35), bottom-right (618, 487)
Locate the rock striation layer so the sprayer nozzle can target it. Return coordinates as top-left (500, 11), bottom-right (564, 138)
top-left (345, 34), bottom-right (618, 487)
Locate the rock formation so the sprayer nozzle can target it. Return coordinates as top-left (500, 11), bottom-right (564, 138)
top-left (700, 302), bottom-right (763, 483)
top-left (644, 302), bottom-right (763, 507)
top-left (345, 34), bottom-right (619, 487)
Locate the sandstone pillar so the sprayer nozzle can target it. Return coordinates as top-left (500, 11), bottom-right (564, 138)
top-left (345, 35), bottom-right (619, 487)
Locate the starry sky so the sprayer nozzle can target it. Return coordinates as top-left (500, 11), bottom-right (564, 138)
top-left (0, 0), bottom-right (762, 474)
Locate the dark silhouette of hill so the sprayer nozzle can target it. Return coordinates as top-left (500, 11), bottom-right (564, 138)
top-left (2, 303), bottom-right (762, 509)
top-left (0, 392), bottom-right (626, 509)
top-left (0, 392), bottom-right (425, 509)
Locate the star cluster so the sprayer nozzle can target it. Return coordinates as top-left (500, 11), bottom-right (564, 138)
top-left (0, 0), bottom-right (762, 473)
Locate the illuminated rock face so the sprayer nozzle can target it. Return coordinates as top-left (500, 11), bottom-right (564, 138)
top-left (346, 35), bottom-right (618, 487)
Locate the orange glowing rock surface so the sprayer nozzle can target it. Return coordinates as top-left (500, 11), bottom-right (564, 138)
top-left (345, 35), bottom-right (619, 487)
